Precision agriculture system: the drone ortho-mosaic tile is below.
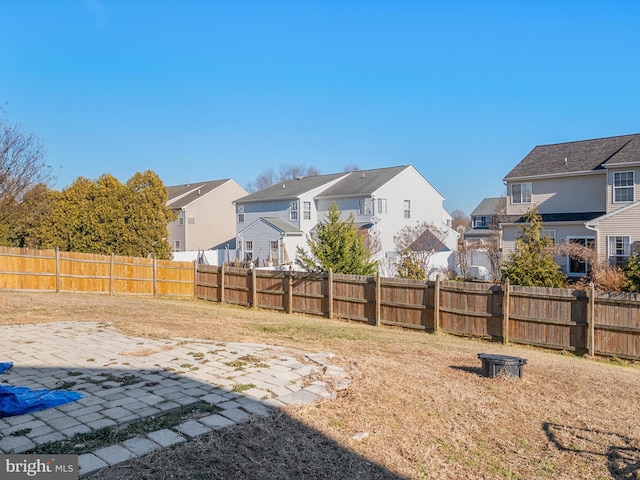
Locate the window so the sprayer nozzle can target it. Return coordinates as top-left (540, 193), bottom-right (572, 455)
top-left (290, 201), bottom-right (298, 221)
top-left (613, 171), bottom-right (634, 202)
top-left (377, 198), bottom-right (388, 214)
top-left (270, 240), bottom-right (279, 263)
top-left (245, 241), bottom-right (253, 261)
top-left (541, 230), bottom-right (556, 245)
top-left (172, 240), bottom-right (180, 252)
top-left (178, 210), bottom-right (184, 225)
top-left (608, 236), bottom-right (630, 267)
top-left (303, 201), bottom-right (311, 220)
top-left (473, 216), bottom-right (489, 228)
top-left (187, 210), bottom-right (196, 225)
top-left (359, 198), bottom-right (372, 215)
top-left (566, 237), bottom-right (595, 275)
top-left (404, 200), bottom-right (411, 219)
top-left (237, 205), bottom-right (244, 223)
top-left (511, 183), bottom-right (532, 204)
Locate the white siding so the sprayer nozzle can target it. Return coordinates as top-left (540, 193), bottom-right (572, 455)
top-left (506, 174), bottom-right (606, 216)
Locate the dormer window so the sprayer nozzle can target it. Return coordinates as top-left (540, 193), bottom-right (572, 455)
top-left (511, 183), bottom-right (532, 204)
top-left (613, 171), bottom-right (634, 202)
top-left (473, 216), bottom-right (489, 228)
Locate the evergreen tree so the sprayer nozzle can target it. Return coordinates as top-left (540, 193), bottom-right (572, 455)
top-left (296, 202), bottom-right (377, 275)
top-left (623, 254), bottom-right (640, 292)
top-left (28, 171), bottom-right (176, 259)
top-left (501, 207), bottom-right (567, 287)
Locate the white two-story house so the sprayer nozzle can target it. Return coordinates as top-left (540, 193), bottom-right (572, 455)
top-left (234, 165), bottom-right (458, 272)
top-left (501, 133), bottom-right (640, 277)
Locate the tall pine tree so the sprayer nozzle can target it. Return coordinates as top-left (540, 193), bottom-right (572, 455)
top-left (296, 202), bottom-right (377, 275)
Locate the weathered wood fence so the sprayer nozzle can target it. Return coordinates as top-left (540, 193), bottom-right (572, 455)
top-left (0, 247), bottom-right (195, 297)
top-left (2, 247), bottom-right (639, 360)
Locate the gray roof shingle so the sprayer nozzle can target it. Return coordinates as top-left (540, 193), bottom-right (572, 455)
top-left (504, 133), bottom-right (640, 180)
top-left (470, 197), bottom-right (506, 216)
top-left (167, 179), bottom-right (231, 208)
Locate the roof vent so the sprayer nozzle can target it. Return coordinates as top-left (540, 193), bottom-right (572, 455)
top-left (197, 188), bottom-right (201, 195)
top-left (361, 173), bottom-right (366, 178)
top-left (282, 184), bottom-right (286, 189)
top-left (564, 157), bottom-right (568, 165)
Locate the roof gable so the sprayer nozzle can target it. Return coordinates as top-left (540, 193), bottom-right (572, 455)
top-left (167, 179), bottom-right (231, 208)
top-left (316, 165), bottom-right (410, 198)
top-left (504, 133), bottom-right (640, 180)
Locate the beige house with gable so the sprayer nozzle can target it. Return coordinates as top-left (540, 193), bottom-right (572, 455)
top-left (167, 179), bottom-right (247, 254)
top-left (501, 133), bottom-right (640, 277)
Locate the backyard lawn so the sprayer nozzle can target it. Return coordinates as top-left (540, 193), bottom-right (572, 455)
top-left (1, 291), bottom-right (639, 479)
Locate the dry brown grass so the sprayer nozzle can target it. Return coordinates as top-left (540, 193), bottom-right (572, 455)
top-left (2, 291), bottom-right (640, 480)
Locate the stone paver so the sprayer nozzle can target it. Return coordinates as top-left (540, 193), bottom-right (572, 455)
top-left (0, 321), bottom-right (352, 478)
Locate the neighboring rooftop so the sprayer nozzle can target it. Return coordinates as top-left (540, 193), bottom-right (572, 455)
top-left (470, 197), bottom-right (506, 217)
top-left (167, 179), bottom-right (232, 208)
top-left (503, 133), bottom-right (640, 180)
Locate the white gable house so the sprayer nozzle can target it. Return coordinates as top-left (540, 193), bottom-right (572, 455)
top-left (234, 165), bottom-right (458, 276)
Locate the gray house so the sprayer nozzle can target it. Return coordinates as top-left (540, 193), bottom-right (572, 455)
top-left (501, 133), bottom-right (640, 277)
top-left (464, 197), bottom-right (506, 248)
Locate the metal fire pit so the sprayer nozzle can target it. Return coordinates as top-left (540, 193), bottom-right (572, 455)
top-left (477, 353), bottom-right (527, 378)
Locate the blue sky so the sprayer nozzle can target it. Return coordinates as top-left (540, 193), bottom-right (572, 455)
top-left (2, 0), bottom-right (639, 215)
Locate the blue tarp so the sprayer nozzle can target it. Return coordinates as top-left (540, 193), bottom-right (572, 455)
top-left (0, 362), bottom-right (84, 418)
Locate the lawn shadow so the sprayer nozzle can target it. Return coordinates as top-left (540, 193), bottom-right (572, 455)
top-left (1, 362), bottom-right (405, 480)
top-left (543, 422), bottom-right (640, 480)
top-left (449, 365), bottom-right (484, 377)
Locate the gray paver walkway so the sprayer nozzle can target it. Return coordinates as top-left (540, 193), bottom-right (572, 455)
top-left (0, 321), bottom-right (352, 478)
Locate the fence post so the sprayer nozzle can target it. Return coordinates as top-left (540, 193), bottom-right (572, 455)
top-left (375, 271), bottom-right (381, 327)
top-left (108, 254), bottom-right (114, 296)
top-left (502, 278), bottom-right (510, 344)
top-left (287, 266), bottom-right (293, 314)
top-left (588, 282), bottom-right (595, 356)
top-left (220, 263), bottom-right (226, 304)
top-left (193, 261), bottom-right (197, 299)
top-left (433, 277), bottom-right (440, 334)
top-left (153, 257), bottom-right (158, 297)
top-left (252, 265), bottom-right (257, 309)
top-left (327, 268), bottom-right (333, 319)
top-left (55, 247), bottom-right (60, 293)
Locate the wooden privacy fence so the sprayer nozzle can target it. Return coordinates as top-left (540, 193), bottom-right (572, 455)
top-left (196, 265), bottom-right (640, 361)
top-left (2, 246), bottom-right (639, 360)
top-left (0, 246), bottom-right (195, 297)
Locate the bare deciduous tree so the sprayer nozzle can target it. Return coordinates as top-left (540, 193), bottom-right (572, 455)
top-left (450, 209), bottom-right (471, 232)
top-left (246, 164), bottom-right (321, 192)
top-left (0, 110), bottom-right (52, 226)
top-left (555, 240), bottom-right (625, 291)
top-left (394, 221), bottom-right (449, 279)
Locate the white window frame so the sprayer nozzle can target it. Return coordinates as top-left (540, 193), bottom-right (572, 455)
top-left (377, 198), bottom-right (388, 214)
top-left (178, 210), bottom-right (184, 225)
top-left (270, 240), bottom-right (279, 263)
top-left (613, 171), bottom-right (634, 203)
top-left (473, 216), bottom-right (489, 228)
top-left (608, 236), bottom-right (630, 267)
top-left (511, 183), bottom-right (532, 204)
top-left (403, 200), bottom-right (411, 219)
top-left (290, 201), bottom-right (298, 221)
top-left (566, 236), bottom-right (595, 276)
top-left (303, 201), bottom-right (311, 220)
top-left (172, 240), bottom-right (180, 252)
top-left (245, 240), bottom-right (253, 261)
top-left (237, 205), bottom-right (244, 223)
top-left (359, 198), bottom-right (372, 215)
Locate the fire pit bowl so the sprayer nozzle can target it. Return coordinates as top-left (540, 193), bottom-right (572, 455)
top-left (477, 353), bottom-right (527, 378)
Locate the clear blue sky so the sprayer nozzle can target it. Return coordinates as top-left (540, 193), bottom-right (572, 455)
top-left (2, 0), bottom-right (639, 215)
